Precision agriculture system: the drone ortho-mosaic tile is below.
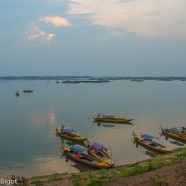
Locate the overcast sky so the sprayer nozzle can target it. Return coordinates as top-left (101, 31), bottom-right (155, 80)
top-left (1, 0), bottom-right (186, 76)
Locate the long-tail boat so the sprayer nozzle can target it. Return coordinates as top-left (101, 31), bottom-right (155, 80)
top-left (160, 126), bottom-right (186, 142)
top-left (133, 132), bottom-right (172, 154)
top-left (56, 128), bottom-right (87, 142)
top-left (94, 114), bottom-right (133, 124)
top-left (84, 140), bottom-right (114, 167)
top-left (61, 144), bottom-right (112, 168)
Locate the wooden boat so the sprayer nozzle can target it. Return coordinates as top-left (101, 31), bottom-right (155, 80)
top-left (94, 114), bottom-right (133, 124)
top-left (23, 89), bottom-right (33, 93)
top-left (84, 140), bottom-right (114, 167)
top-left (15, 92), bottom-right (19, 97)
top-left (61, 144), bottom-right (112, 168)
top-left (160, 126), bottom-right (186, 142)
top-left (56, 128), bottom-right (87, 142)
top-left (133, 132), bottom-right (172, 154)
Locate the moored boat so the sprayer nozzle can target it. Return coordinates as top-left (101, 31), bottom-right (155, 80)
top-left (84, 140), bottom-right (114, 167)
top-left (56, 128), bottom-right (87, 142)
top-left (15, 91), bottom-right (19, 97)
top-left (23, 89), bottom-right (33, 93)
top-left (94, 114), bottom-right (133, 124)
top-left (160, 126), bottom-right (186, 142)
top-left (133, 132), bottom-right (173, 154)
top-left (61, 144), bottom-right (112, 168)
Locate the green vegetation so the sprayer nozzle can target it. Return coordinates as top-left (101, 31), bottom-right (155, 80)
top-left (71, 174), bottom-right (85, 186)
top-left (49, 173), bottom-right (61, 181)
top-left (30, 180), bottom-right (43, 186)
top-left (27, 148), bottom-right (186, 186)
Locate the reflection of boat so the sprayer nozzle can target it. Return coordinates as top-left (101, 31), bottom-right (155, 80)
top-left (102, 124), bottom-right (115, 127)
top-left (160, 126), bottom-right (186, 142)
top-left (56, 128), bottom-right (87, 142)
top-left (94, 114), bottom-right (133, 124)
top-left (84, 140), bottom-right (114, 167)
top-left (133, 132), bottom-right (172, 154)
top-left (61, 144), bottom-right (111, 168)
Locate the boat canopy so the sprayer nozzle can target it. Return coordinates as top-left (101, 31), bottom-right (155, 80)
top-left (70, 145), bottom-right (86, 153)
top-left (141, 134), bottom-right (158, 141)
top-left (102, 115), bottom-right (115, 118)
top-left (91, 143), bottom-right (104, 151)
top-left (170, 127), bottom-right (181, 133)
top-left (64, 128), bottom-right (73, 134)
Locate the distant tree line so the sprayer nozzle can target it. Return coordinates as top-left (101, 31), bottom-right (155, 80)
top-left (0, 76), bottom-right (186, 81)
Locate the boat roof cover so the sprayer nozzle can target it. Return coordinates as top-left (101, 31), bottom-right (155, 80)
top-left (102, 115), bottom-right (115, 118)
top-left (171, 127), bottom-right (181, 133)
top-left (141, 134), bottom-right (157, 141)
top-left (92, 143), bottom-right (104, 151)
top-left (70, 145), bottom-right (86, 153)
top-left (64, 128), bottom-right (73, 134)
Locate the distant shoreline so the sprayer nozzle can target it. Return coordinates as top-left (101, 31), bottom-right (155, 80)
top-left (0, 76), bottom-right (186, 81)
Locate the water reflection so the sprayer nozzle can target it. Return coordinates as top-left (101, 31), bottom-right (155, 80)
top-left (133, 139), bottom-right (163, 157)
top-left (49, 111), bottom-right (56, 125)
top-left (94, 122), bottom-right (133, 128)
top-left (1, 80), bottom-right (186, 177)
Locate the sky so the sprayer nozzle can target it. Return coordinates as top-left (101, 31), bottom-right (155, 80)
top-left (0, 0), bottom-right (186, 76)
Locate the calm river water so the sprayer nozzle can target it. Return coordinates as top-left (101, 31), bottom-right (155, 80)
top-left (0, 80), bottom-right (186, 177)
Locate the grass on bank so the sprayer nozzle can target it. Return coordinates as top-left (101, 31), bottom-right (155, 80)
top-left (28, 148), bottom-right (186, 186)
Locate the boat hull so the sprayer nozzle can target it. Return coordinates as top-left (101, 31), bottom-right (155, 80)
top-left (62, 145), bottom-right (111, 169)
top-left (161, 127), bottom-right (186, 142)
top-left (84, 140), bottom-right (114, 167)
top-left (94, 118), bottom-right (133, 124)
top-left (56, 128), bottom-right (86, 142)
top-left (88, 149), bottom-right (114, 167)
top-left (134, 134), bottom-right (172, 154)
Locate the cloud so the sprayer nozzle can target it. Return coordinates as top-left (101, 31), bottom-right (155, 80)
top-left (27, 24), bottom-right (46, 40)
top-left (41, 16), bottom-right (71, 27)
top-left (26, 23), bottom-right (55, 43)
top-left (68, 0), bottom-right (186, 38)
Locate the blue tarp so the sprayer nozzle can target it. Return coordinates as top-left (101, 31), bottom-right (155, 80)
top-left (64, 128), bottom-right (73, 134)
top-left (70, 145), bottom-right (86, 153)
top-left (170, 127), bottom-right (181, 133)
top-left (102, 115), bottom-right (115, 118)
top-left (141, 134), bottom-right (157, 141)
top-left (91, 143), bottom-right (104, 151)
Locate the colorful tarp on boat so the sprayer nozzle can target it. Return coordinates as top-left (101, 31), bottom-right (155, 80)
top-left (170, 127), bottom-right (181, 133)
top-left (64, 128), bottom-right (73, 134)
top-left (70, 145), bottom-right (86, 153)
top-left (91, 143), bottom-right (104, 151)
top-left (141, 134), bottom-right (158, 141)
top-left (102, 115), bottom-right (115, 118)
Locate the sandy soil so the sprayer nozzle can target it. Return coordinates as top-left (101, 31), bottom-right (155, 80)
top-left (107, 162), bottom-right (186, 186)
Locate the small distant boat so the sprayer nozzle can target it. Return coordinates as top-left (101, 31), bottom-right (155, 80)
top-left (56, 128), bottom-right (87, 142)
top-left (133, 132), bottom-right (172, 154)
top-left (15, 91), bottom-right (19, 97)
top-left (94, 114), bottom-right (133, 124)
top-left (23, 89), bottom-right (33, 93)
top-left (84, 140), bottom-right (114, 167)
top-left (160, 126), bottom-right (186, 142)
top-left (61, 144), bottom-right (111, 168)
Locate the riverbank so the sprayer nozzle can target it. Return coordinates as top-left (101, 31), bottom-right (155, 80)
top-left (10, 148), bottom-right (186, 186)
